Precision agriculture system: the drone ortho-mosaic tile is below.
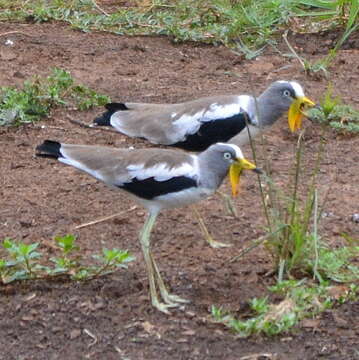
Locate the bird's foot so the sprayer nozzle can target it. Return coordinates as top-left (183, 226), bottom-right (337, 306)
top-left (207, 237), bottom-right (232, 249)
top-left (223, 197), bottom-right (238, 218)
top-left (163, 293), bottom-right (190, 304)
top-left (218, 191), bottom-right (238, 217)
top-left (152, 299), bottom-right (180, 314)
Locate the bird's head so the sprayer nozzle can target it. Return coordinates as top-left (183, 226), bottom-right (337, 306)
top-left (261, 81), bottom-right (315, 132)
top-left (210, 143), bottom-right (262, 196)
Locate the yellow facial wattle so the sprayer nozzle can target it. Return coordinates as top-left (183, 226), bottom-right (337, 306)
top-left (288, 96), bottom-right (316, 132)
top-left (229, 162), bottom-right (242, 197)
top-left (229, 158), bottom-right (257, 197)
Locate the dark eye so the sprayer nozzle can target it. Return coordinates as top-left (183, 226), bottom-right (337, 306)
top-left (223, 152), bottom-right (232, 160)
top-left (283, 89), bottom-right (291, 97)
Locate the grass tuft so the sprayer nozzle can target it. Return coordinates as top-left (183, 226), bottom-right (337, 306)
top-left (0, 68), bottom-right (110, 126)
top-left (212, 280), bottom-right (358, 337)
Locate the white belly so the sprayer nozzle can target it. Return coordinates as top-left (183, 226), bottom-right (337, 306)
top-left (139, 186), bottom-right (214, 213)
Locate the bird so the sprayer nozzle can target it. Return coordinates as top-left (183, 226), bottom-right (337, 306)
top-left (93, 80), bottom-right (315, 150)
top-left (36, 140), bottom-right (260, 313)
top-left (92, 80), bottom-right (315, 247)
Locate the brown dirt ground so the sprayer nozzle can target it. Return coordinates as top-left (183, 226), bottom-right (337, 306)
top-left (0, 20), bottom-right (359, 360)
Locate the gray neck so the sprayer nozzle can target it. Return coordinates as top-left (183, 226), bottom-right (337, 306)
top-left (255, 91), bottom-right (287, 128)
top-left (196, 151), bottom-right (229, 190)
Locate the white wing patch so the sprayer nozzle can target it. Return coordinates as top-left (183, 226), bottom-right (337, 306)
top-left (202, 102), bottom-right (240, 121)
top-left (172, 110), bottom-right (204, 136)
top-left (126, 161), bottom-right (196, 182)
top-left (171, 96), bottom-right (256, 142)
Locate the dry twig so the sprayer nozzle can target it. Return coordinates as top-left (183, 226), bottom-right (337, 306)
top-left (0, 31), bottom-right (32, 37)
top-left (92, 0), bottom-right (109, 16)
top-left (66, 115), bottom-right (120, 134)
top-left (74, 206), bottom-right (137, 229)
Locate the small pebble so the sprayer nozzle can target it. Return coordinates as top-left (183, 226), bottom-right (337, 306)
top-left (5, 39), bottom-right (14, 46)
top-left (351, 214), bottom-right (359, 223)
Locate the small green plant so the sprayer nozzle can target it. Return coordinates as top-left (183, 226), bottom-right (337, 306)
top-left (0, 68), bottom-right (110, 126)
top-left (47, 234), bottom-right (81, 276)
top-left (307, 85), bottom-right (359, 133)
top-left (212, 279), bottom-right (358, 337)
top-left (0, 235), bottom-right (134, 283)
top-left (0, 238), bottom-right (44, 282)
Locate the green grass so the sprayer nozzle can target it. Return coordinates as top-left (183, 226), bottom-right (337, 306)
top-left (0, 67), bottom-right (110, 126)
top-left (0, 235), bottom-right (135, 283)
top-left (0, 0), bottom-right (357, 53)
top-left (212, 280), bottom-right (358, 337)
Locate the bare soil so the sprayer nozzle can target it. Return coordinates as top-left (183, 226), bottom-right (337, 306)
top-left (0, 20), bottom-right (358, 360)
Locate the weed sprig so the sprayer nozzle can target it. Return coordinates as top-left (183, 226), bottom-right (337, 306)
top-left (308, 84), bottom-right (359, 133)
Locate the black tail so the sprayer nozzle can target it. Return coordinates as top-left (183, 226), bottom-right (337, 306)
top-left (94, 102), bottom-right (129, 126)
top-left (36, 140), bottom-right (62, 159)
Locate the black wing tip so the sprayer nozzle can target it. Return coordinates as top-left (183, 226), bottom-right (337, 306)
top-left (105, 102), bottom-right (129, 111)
top-left (36, 140), bottom-right (62, 159)
top-left (93, 102), bottom-right (128, 126)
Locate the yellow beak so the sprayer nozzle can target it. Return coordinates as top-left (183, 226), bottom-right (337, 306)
top-left (229, 158), bottom-right (258, 197)
top-left (288, 96), bottom-right (315, 132)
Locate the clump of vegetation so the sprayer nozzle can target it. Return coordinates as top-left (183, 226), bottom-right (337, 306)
top-left (212, 280), bottom-right (358, 337)
top-left (252, 134), bottom-right (358, 282)
top-left (0, 68), bottom-right (110, 126)
top-left (308, 84), bottom-right (359, 133)
top-left (0, 235), bottom-right (134, 283)
top-left (217, 132), bottom-right (359, 337)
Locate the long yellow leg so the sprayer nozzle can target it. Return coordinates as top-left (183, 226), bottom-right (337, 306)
top-left (140, 213), bottom-right (182, 313)
top-left (150, 253), bottom-right (189, 304)
top-left (192, 206), bottom-right (232, 248)
top-left (217, 191), bottom-right (238, 218)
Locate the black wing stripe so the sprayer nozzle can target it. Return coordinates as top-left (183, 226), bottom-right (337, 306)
top-left (118, 176), bottom-right (197, 200)
top-left (171, 113), bottom-right (250, 152)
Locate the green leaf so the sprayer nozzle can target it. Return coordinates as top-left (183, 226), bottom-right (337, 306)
top-left (54, 234), bottom-right (79, 254)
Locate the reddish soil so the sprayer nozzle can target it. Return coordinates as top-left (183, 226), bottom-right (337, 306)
top-left (0, 20), bottom-right (359, 360)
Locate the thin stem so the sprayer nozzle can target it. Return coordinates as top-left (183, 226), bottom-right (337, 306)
top-left (24, 256), bottom-right (34, 277)
top-left (278, 258), bottom-right (285, 283)
top-left (228, 225), bottom-right (287, 263)
top-left (243, 88), bottom-right (272, 232)
top-left (290, 131), bottom-right (304, 223)
top-left (90, 260), bottom-right (112, 278)
top-left (313, 189), bottom-right (319, 281)
top-left (282, 30), bottom-right (306, 70)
